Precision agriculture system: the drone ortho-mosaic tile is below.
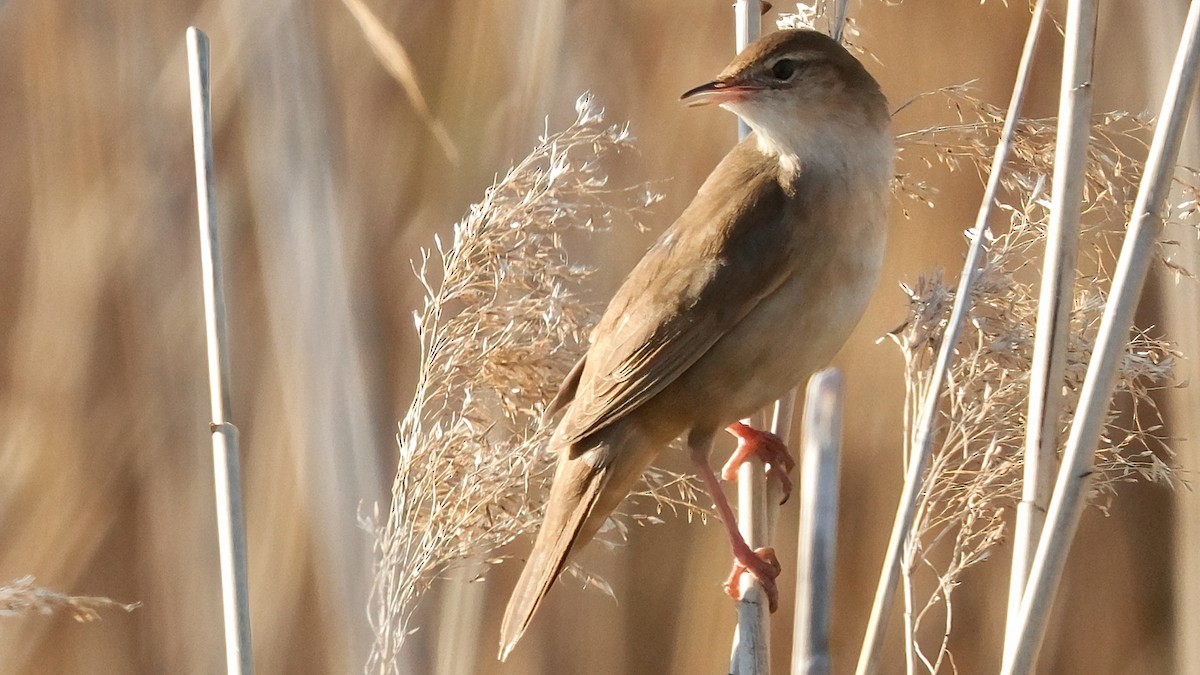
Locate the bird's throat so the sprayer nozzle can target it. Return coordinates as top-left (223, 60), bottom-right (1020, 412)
top-left (747, 117), bottom-right (892, 186)
top-left (753, 131), bottom-right (803, 177)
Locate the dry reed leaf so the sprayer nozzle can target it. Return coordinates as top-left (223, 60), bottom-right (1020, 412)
top-left (0, 576), bottom-right (139, 623)
top-left (340, 0), bottom-right (460, 163)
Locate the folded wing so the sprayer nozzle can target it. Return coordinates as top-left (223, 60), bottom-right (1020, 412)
top-left (557, 142), bottom-right (805, 451)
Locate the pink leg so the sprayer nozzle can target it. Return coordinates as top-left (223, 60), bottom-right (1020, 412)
top-left (690, 447), bottom-right (781, 612)
top-left (721, 421), bottom-right (796, 503)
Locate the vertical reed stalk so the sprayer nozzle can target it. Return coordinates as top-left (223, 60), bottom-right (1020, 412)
top-left (728, 4), bottom-right (852, 673)
top-left (186, 27), bottom-right (255, 675)
top-left (855, 2), bottom-right (1049, 672)
top-left (729, 3), bottom-right (770, 673)
top-left (1001, 2), bottom-right (1200, 671)
top-left (1006, 0), bottom-right (1097, 654)
top-left (790, 370), bottom-right (842, 675)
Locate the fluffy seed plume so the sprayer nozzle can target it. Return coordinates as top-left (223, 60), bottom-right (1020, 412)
top-left (366, 95), bottom-right (704, 673)
top-left (888, 87), bottom-right (1190, 672)
top-left (0, 576), bottom-right (139, 622)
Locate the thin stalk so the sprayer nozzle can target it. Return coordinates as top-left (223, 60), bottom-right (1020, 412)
top-left (730, 447), bottom-right (774, 675)
top-left (733, 0), bottom-right (762, 141)
top-left (1007, 0), bottom-right (1097, 653)
top-left (854, 2), bottom-right (1049, 673)
top-left (728, 4), bottom-right (859, 671)
top-left (831, 0), bottom-right (850, 44)
top-left (730, 392), bottom-right (795, 675)
top-left (729, 4), bottom-right (772, 669)
top-left (902, 562), bottom-right (915, 675)
top-left (790, 370), bottom-right (842, 675)
top-left (187, 27), bottom-right (255, 675)
top-left (1001, 2), bottom-right (1200, 672)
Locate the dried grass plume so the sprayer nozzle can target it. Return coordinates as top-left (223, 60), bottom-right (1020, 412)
top-left (366, 95), bottom-right (704, 673)
top-left (0, 577), bottom-right (139, 622)
top-left (888, 86), bottom-right (1191, 672)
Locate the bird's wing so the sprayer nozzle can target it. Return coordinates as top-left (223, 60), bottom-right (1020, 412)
top-left (557, 142), bottom-right (802, 449)
top-left (541, 355), bottom-right (586, 425)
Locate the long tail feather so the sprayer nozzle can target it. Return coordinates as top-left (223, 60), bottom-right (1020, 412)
top-left (498, 463), bottom-right (605, 660)
top-left (499, 421), bottom-right (661, 661)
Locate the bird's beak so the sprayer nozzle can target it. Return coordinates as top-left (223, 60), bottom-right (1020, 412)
top-left (680, 79), bottom-right (760, 107)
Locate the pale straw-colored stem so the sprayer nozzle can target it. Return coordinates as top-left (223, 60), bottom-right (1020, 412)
top-left (187, 27), bottom-right (255, 675)
top-left (1006, 0), bottom-right (1096, 654)
top-left (733, 0), bottom-right (762, 141)
top-left (728, 4), bottom-right (769, 673)
top-left (831, 0), bottom-right (850, 44)
top-left (902, 563), bottom-right (916, 675)
top-left (730, 450), bottom-right (775, 675)
top-left (1001, 2), bottom-right (1200, 672)
top-left (791, 370), bottom-right (842, 675)
top-left (729, 392), bottom-right (796, 675)
top-left (854, 2), bottom-right (1049, 673)
top-left (728, 4), bottom-right (853, 671)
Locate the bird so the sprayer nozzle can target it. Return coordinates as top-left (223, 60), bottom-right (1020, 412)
top-left (499, 28), bottom-right (892, 660)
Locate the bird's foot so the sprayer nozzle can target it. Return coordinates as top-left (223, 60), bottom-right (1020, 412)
top-left (721, 422), bottom-right (796, 503)
top-left (723, 546), bottom-right (781, 612)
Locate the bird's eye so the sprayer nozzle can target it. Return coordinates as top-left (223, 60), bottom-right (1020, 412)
top-left (770, 59), bottom-right (799, 81)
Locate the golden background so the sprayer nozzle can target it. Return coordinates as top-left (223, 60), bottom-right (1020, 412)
top-left (0, 1), bottom-right (1195, 673)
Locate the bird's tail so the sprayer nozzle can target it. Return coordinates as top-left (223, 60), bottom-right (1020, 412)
top-left (498, 425), bottom-right (656, 661)
top-left (498, 455), bottom-right (606, 661)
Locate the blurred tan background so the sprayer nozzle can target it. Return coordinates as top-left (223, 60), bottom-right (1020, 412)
top-left (0, 0), bottom-right (1196, 673)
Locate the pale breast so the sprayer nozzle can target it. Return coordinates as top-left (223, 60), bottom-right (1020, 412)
top-left (650, 132), bottom-right (891, 432)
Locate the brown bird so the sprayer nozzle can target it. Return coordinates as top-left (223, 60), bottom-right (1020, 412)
top-left (499, 28), bottom-right (892, 660)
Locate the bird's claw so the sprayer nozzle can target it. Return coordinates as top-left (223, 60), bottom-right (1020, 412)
top-left (721, 422), bottom-right (796, 503)
top-left (724, 546), bottom-right (781, 613)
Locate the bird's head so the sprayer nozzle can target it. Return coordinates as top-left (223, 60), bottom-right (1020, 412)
top-left (681, 29), bottom-right (889, 165)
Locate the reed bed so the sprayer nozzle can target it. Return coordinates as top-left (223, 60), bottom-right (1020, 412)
top-left (1, 2), bottom-right (1195, 674)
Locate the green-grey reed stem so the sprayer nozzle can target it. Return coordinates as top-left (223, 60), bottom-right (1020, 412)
top-left (1001, 2), bottom-right (1200, 672)
top-left (187, 27), bottom-right (255, 675)
top-left (791, 370), bottom-right (842, 675)
top-left (1007, 0), bottom-right (1096, 655)
top-left (728, 5), bottom-right (771, 673)
top-left (855, 2), bottom-right (1049, 673)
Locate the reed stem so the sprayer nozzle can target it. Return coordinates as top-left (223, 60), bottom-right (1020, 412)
top-left (187, 26), bottom-right (255, 675)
